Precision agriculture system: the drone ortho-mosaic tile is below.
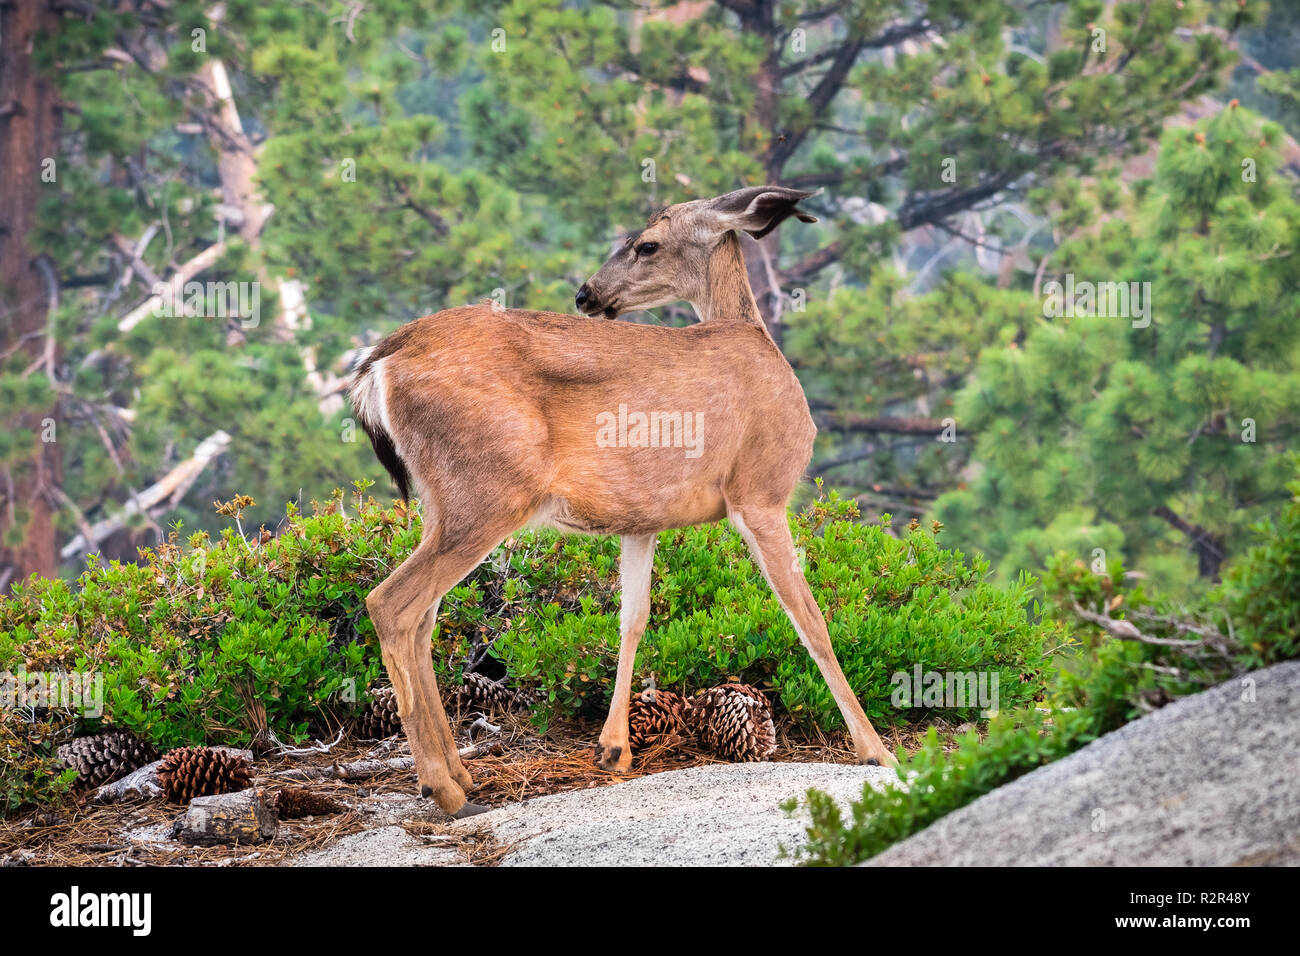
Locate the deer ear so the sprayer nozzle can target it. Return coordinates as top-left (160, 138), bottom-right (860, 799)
top-left (707, 186), bottom-right (819, 240)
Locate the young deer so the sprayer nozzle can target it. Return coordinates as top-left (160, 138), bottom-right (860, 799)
top-left (351, 186), bottom-right (895, 817)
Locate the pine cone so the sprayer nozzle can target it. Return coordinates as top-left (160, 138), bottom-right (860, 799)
top-left (157, 747), bottom-right (254, 803)
top-left (455, 671), bottom-right (532, 714)
top-left (357, 686), bottom-right (402, 739)
top-left (57, 730), bottom-right (159, 789)
top-left (627, 688), bottom-right (688, 751)
top-left (273, 787), bottom-right (345, 819)
top-left (685, 684), bottom-right (777, 762)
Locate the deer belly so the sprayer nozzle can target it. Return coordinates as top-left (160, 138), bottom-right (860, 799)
top-left (529, 484), bottom-right (726, 537)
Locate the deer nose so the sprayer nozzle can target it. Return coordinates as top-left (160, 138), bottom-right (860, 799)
top-left (575, 284), bottom-right (593, 310)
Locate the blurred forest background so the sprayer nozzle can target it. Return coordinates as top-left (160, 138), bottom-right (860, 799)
top-left (2, 0), bottom-right (1298, 598)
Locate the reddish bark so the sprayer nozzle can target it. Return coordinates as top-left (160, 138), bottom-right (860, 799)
top-left (0, 0), bottom-right (61, 588)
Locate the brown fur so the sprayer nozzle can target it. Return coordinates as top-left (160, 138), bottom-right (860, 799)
top-left (353, 187), bottom-right (894, 813)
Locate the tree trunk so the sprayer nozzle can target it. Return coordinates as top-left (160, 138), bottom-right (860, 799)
top-left (1153, 506), bottom-right (1226, 582)
top-left (0, 0), bottom-right (61, 590)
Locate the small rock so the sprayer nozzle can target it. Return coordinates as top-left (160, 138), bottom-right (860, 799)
top-left (176, 787), bottom-right (278, 846)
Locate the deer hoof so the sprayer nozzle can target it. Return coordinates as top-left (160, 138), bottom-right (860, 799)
top-left (419, 781), bottom-right (472, 814)
top-left (593, 743), bottom-right (631, 772)
top-left (451, 801), bottom-right (490, 820)
top-left (858, 752), bottom-right (899, 768)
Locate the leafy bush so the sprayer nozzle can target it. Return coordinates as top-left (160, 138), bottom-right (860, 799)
top-left (1, 486), bottom-right (414, 814)
top-left (786, 639), bottom-right (1142, 866)
top-left (790, 464), bottom-right (1300, 866)
top-left (496, 494), bottom-right (1056, 727)
top-left (1, 485), bottom-right (1056, 814)
top-left (1222, 466), bottom-right (1300, 668)
top-left (1041, 456), bottom-right (1300, 704)
top-left (1, 714), bottom-right (79, 815)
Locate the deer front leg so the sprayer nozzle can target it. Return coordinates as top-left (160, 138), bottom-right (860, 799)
top-left (595, 533), bottom-right (657, 772)
top-left (729, 506), bottom-right (897, 767)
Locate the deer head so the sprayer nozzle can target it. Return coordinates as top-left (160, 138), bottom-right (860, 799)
top-left (575, 185), bottom-right (818, 321)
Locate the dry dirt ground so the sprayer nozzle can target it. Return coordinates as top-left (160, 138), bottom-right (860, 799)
top-left (1, 716), bottom-right (942, 867)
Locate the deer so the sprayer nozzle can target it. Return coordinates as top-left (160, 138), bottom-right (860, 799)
top-left (349, 185), bottom-right (896, 817)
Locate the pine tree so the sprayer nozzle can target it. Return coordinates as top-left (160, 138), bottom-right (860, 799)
top-left (447, 0), bottom-right (1241, 518)
top-left (5, 2), bottom-right (514, 575)
top-left (937, 105), bottom-right (1300, 589)
top-left (0, 1), bottom-right (1252, 582)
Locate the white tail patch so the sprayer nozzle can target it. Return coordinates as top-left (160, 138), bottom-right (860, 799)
top-left (349, 357), bottom-right (402, 455)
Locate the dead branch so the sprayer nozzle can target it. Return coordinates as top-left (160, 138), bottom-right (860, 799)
top-left (59, 430), bottom-right (231, 560)
top-left (271, 728), bottom-right (346, 757)
top-left (116, 241), bottom-right (228, 333)
top-left (467, 716), bottom-right (501, 741)
top-left (1070, 601), bottom-right (1205, 648)
top-left (273, 756), bottom-right (415, 782)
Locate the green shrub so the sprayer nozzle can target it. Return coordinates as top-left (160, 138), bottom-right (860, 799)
top-left (791, 711), bottom-right (1073, 868)
top-left (1, 485), bottom-right (1056, 814)
top-left (790, 464), bottom-right (1300, 866)
top-left (1, 714), bottom-right (79, 815)
top-left (496, 495), bottom-right (1057, 728)
top-left (1, 486), bottom-right (413, 814)
top-left (1222, 466), bottom-right (1300, 668)
top-left (1041, 457), bottom-right (1300, 703)
top-left (787, 638), bottom-right (1148, 867)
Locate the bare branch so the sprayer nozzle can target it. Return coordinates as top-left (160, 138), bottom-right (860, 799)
top-left (815, 412), bottom-right (950, 436)
top-left (59, 431), bottom-right (231, 561)
top-left (115, 241), bottom-right (228, 333)
top-left (1070, 602), bottom-right (1205, 648)
top-left (782, 241), bottom-right (842, 285)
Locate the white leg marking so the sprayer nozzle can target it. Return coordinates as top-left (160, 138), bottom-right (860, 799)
top-left (619, 534), bottom-right (656, 638)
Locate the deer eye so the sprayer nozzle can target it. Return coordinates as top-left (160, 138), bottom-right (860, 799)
top-left (636, 241), bottom-right (659, 257)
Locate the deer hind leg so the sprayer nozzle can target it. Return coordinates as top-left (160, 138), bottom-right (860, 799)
top-left (367, 507), bottom-right (532, 815)
top-left (413, 600), bottom-right (473, 793)
top-left (595, 533), bottom-right (657, 772)
top-left (728, 504), bottom-right (896, 767)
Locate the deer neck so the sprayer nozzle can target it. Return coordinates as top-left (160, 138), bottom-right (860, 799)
top-left (693, 232), bottom-right (766, 330)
